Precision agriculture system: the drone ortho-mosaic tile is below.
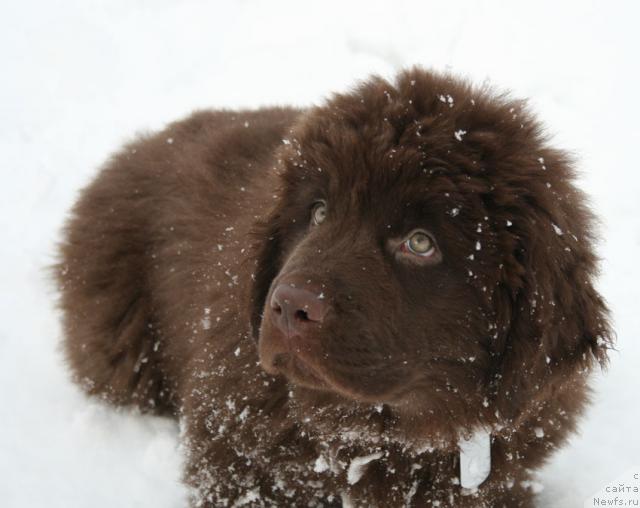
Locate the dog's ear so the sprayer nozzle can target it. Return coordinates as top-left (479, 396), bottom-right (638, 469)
top-left (248, 211), bottom-right (284, 341)
top-left (489, 155), bottom-right (613, 426)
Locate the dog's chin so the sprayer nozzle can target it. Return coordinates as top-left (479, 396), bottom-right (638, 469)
top-left (274, 355), bottom-right (379, 402)
top-left (258, 329), bottom-right (324, 387)
top-left (275, 353), bottom-right (331, 391)
top-left (259, 335), bottom-right (405, 404)
top-left (259, 341), bottom-right (342, 395)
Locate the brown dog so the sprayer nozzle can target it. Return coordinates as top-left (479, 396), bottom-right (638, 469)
top-left (55, 68), bottom-right (612, 507)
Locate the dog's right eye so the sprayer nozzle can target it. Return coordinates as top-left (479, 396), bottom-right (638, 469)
top-left (311, 201), bottom-right (327, 226)
top-left (405, 231), bottom-right (434, 256)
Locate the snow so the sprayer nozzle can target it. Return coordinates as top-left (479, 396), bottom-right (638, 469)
top-left (454, 129), bottom-right (467, 141)
top-left (458, 428), bottom-right (491, 490)
top-left (1, 1), bottom-right (639, 507)
top-left (347, 452), bottom-right (384, 485)
top-left (314, 455), bottom-right (330, 474)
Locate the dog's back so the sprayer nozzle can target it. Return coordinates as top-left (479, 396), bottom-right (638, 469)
top-left (54, 107), bottom-right (298, 413)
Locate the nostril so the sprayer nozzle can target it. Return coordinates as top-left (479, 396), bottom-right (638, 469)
top-left (270, 283), bottom-right (328, 336)
top-left (295, 309), bottom-right (310, 322)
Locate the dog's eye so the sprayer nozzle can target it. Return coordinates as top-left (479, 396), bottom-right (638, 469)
top-left (311, 201), bottom-right (327, 226)
top-left (404, 231), bottom-right (435, 257)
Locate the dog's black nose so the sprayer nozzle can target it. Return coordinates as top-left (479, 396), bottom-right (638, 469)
top-left (270, 283), bottom-right (328, 338)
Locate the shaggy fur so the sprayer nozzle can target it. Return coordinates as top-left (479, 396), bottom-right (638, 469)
top-left (55, 68), bottom-right (613, 507)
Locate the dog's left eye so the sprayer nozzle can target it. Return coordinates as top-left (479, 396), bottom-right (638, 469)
top-left (311, 201), bottom-right (327, 226)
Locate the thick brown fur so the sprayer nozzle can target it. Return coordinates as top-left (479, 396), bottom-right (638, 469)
top-left (55, 68), bottom-right (613, 507)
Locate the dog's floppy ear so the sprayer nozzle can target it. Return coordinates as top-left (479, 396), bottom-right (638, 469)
top-left (248, 211), bottom-right (284, 341)
top-left (489, 155), bottom-right (613, 426)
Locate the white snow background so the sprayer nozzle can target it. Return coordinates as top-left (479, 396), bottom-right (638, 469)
top-left (1, 1), bottom-right (639, 506)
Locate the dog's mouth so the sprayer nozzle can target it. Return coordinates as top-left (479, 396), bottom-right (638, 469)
top-left (259, 331), bottom-right (356, 398)
top-left (257, 297), bottom-right (416, 403)
top-left (259, 331), bottom-right (409, 404)
top-left (269, 351), bottom-right (330, 391)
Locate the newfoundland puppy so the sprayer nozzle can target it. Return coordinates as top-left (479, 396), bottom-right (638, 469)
top-left (55, 68), bottom-right (612, 507)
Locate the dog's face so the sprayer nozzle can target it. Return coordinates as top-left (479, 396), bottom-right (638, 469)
top-left (256, 162), bottom-right (487, 406)
top-left (250, 70), bottom-right (611, 424)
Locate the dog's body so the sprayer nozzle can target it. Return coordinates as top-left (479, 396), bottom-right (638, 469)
top-left (56, 69), bottom-right (611, 507)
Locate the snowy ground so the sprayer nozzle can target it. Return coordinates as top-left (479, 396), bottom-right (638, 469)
top-left (1, 1), bottom-right (639, 507)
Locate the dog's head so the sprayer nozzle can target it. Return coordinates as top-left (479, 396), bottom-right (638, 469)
top-left (249, 69), bottom-right (612, 431)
